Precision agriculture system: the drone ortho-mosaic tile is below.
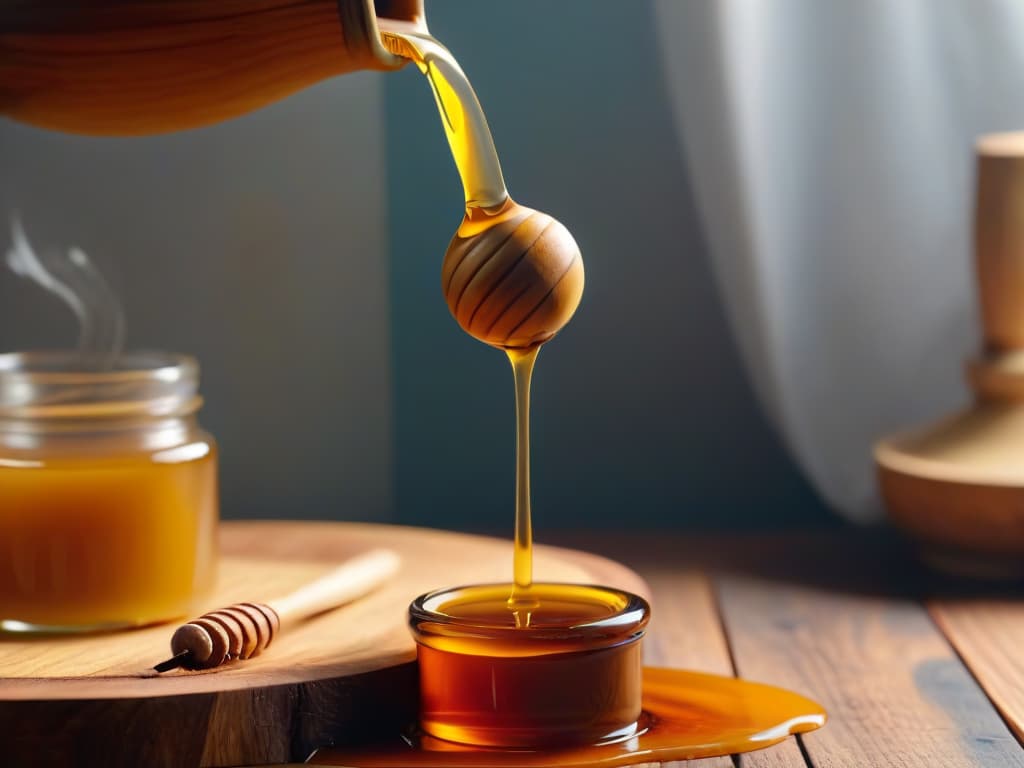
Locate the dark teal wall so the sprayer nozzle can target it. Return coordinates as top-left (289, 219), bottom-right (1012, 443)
top-left (387, 1), bottom-right (830, 531)
top-left (0, 74), bottom-right (394, 523)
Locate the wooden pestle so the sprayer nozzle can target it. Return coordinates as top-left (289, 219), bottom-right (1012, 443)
top-left (876, 131), bottom-right (1024, 575)
top-left (155, 548), bottom-right (400, 671)
top-left (442, 198), bottom-right (585, 350)
top-left (974, 133), bottom-right (1024, 354)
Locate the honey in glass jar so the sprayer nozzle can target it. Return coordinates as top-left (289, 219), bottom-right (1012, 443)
top-left (0, 351), bottom-right (218, 632)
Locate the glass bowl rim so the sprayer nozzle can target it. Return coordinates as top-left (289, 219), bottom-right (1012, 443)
top-left (408, 581), bottom-right (650, 644)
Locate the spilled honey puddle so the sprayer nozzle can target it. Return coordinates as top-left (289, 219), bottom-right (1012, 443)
top-left (311, 667), bottom-right (826, 767)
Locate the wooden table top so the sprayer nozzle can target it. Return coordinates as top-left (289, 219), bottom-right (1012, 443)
top-left (551, 530), bottom-right (1024, 768)
top-left (0, 522), bottom-right (645, 768)
top-left (6, 525), bottom-right (1021, 767)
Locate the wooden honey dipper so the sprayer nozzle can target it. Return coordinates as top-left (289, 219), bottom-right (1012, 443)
top-left (381, 31), bottom-right (584, 351)
top-left (153, 548), bottom-right (400, 672)
top-left (442, 197), bottom-right (585, 350)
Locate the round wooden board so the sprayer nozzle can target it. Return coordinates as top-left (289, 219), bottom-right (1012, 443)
top-left (0, 521), bottom-right (647, 767)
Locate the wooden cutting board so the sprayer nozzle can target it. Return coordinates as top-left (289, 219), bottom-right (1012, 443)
top-left (0, 521), bottom-right (647, 767)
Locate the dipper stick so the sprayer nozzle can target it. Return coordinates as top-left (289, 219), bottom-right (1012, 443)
top-left (152, 548), bottom-right (400, 672)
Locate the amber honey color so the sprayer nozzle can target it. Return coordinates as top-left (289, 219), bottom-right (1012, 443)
top-left (312, 666), bottom-right (827, 767)
top-left (375, 25), bottom-right (826, 764)
top-left (0, 449), bottom-right (217, 630)
top-left (0, 352), bottom-right (219, 632)
top-left (410, 583), bottom-right (649, 747)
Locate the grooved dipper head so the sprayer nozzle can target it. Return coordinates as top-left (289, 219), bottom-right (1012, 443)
top-left (441, 200), bottom-right (584, 350)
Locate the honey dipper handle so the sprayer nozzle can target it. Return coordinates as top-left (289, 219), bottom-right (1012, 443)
top-left (266, 548), bottom-right (400, 628)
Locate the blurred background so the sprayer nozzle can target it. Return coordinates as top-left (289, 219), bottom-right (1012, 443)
top-left (3, 0), bottom-right (1022, 532)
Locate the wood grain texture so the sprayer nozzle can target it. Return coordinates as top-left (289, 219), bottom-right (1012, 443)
top-left (639, 568), bottom-right (738, 768)
top-left (930, 597), bottom-right (1024, 744)
top-left (569, 531), bottom-right (1024, 768)
top-left (588, 542), bottom-right (797, 768)
top-left (0, 521), bottom-right (646, 767)
top-left (712, 542), bottom-right (1024, 768)
top-left (0, 0), bottom-right (420, 135)
top-left (641, 568), bottom-right (733, 676)
top-left (10, 529), bottom-right (1022, 768)
top-left (442, 201), bottom-right (584, 350)
top-left (736, 741), bottom-right (806, 768)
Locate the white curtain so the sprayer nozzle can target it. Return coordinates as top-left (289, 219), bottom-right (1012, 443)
top-left (655, 0), bottom-right (1024, 521)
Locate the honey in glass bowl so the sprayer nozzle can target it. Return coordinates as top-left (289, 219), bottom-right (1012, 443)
top-left (409, 582), bottom-right (650, 748)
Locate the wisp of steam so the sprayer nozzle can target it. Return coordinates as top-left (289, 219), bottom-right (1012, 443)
top-left (6, 216), bottom-right (124, 370)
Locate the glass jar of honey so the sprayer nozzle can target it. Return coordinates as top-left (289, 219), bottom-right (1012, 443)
top-left (0, 351), bottom-right (218, 632)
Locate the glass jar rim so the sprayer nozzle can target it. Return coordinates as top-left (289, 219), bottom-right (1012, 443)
top-left (409, 582), bottom-right (650, 645)
top-left (0, 349), bottom-right (201, 420)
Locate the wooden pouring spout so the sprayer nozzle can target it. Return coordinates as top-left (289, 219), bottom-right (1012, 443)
top-left (0, 0), bottom-right (426, 135)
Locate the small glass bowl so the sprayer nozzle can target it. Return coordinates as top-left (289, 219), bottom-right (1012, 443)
top-left (409, 582), bottom-right (650, 748)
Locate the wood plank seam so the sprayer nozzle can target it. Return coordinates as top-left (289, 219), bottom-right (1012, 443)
top-left (927, 604), bottom-right (1024, 750)
top-left (715, 568), bottom-right (1024, 768)
top-left (709, 578), bottom-right (813, 768)
top-left (633, 566), bottom-right (738, 768)
top-left (714, 590), bottom-right (744, 768)
top-left (795, 734), bottom-right (814, 767)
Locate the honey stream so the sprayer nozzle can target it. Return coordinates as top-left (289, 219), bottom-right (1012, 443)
top-left (507, 346), bottom-right (539, 620)
top-left (382, 29), bottom-right (539, 613)
top-left (365, 27), bottom-right (827, 763)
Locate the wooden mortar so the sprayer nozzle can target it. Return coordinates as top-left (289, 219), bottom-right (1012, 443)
top-left (876, 132), bottom-right (1024, 578)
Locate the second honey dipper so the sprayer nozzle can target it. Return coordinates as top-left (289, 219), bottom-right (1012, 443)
top-left (153, 548), bottom-right (400, 672)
